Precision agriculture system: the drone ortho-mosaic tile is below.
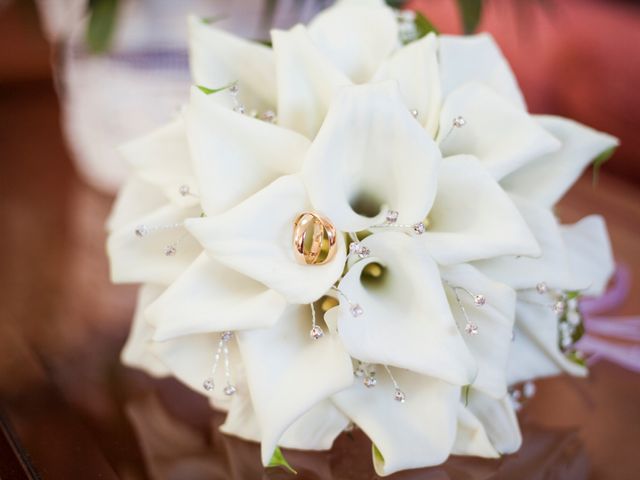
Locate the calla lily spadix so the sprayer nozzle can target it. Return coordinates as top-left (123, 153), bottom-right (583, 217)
top-left (106, 0), bottom-right (620, 476)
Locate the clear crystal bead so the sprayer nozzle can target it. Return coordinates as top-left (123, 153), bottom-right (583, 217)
top-left (452, 116), bottom-right (466, 128)
top-left (262, 110), bottom-right (277, 123)
top-left (221, 331), bottom-right (233, 342)
top-left (178, 184), bottom-right (190, 196)
top-left (363, 375), bottom-right (377, 388)
top-left (553, 300), bottom-right (565, 315)
top-left (473, 294), bottom-right (486, 307)
top-left (134, 225), bottom-right (148, 238)
top-left (465, 322), bottom-right (479, 335)
top-left (202, 377), bottom-right (215, 392)
top-left (224, 385), bottom-right (237, 396)
top-left (412, 222), bottom-right (425, 235)
top-left (393, 388), bottom-right (406, 403)
top-left (309, 325), bottom-right (324, 340)
top-left (386, 210), bottom-right (399, 223)
top-left (350, 304), bottom-right (364, 317)
top-left (523, 381), bottom-right (536, 398)
top-left (536, 282), bottom-right (548, 294)
top-left (164, 244), bottom-right (177, 256)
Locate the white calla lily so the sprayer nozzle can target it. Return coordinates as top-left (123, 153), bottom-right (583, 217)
top-left (424, 155), bottom-right (540, 264)
top-left (304, 80), bottom-right (441, 232)
top-left (146, 253), bottom-right (288, 341)
top-left (235, 304), bottom-right (354, 464)
top-left (335, 233), bottom-right (476, 385)
top-left (372, 32), bottom-right (441, 136)
top-left (437, 83), bottom-right (561, 180)
top-left (187, 87), bottom-right (310, 215)
top-left (452, 403), bottom-right (500, 458)
top-left (441, 264), bottom-right (516, 398)
top-left (188, 15), bottom-right (276, 110)
top-left (332, 368), bottom-right (459, 476)
top-left (185, 175), bottom-right (347, 304)
top-left (439, 33), bottom-right (526, 110)
top-left (501, 115), bottom-right (619, 207)
top-left (107, 177), bottom-right (167, 232)
top-left (307, 0), bottom-right (398, 83)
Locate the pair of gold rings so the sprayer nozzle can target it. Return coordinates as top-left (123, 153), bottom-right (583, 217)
top-left (293, 212), bottom-right (337, 265)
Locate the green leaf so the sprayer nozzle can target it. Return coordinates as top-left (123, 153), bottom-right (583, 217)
top-left (86, 0), bottom-right (119, 54)
top-left (414, 11), bottom-right (440, 37)
top-left (566, 350), bottom-right (587, 368)
top-left (372, 443), bottom-right (385, 465)
top-left (456, 0), bottom-right (483, 34)
top-left (200, 15), bottom-right (227, 24)
top-left (196, 84), bottom-right (234, 95)
top-left (462, 384), bottom-right (471, 406)
top-left (592, 146), bottom-right (617, 185)
top-left (267, 447), bottom-right (297, 475)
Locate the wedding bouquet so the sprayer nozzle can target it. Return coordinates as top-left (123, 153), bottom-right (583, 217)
top-left (106, 0), bottom-right (617, 475)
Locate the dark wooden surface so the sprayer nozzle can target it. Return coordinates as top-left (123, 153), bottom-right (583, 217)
top-left (1, 2), bottom-right (640, 479)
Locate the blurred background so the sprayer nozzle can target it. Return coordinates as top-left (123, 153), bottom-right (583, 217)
top-left (0, 1), bottom-right (639, 479)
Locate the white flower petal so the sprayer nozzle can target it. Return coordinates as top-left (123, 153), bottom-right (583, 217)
top-left (473, 196), bottom-right (574, 291)
top-left (235, 304), bottom-right (354, 464)
top-left (501, 115), bottom-right (619, 207)
top-left (507, 293), bottom-right (586, 384)
top-left (308, 0), bottom-right (398, 83)
top-left (439, 33), bottom-right (526, 110)
top-left (438, 83), bottom-right (561, 180)
top-left (188, 15), bottom-right (276, 109)
top-left (186, 175), bottom-right (347, 304)
top-left (272, 25), bottom-right (352, 139)
top-left (119, 118), bottom-right (198, 207)
top-left (187, 88), bottom-right (310, 216)
top-left (424, 155), bottom-right (540, 264)
top-left (464, 390), bottom-right (522, 454)
top-left (441, 264), bottom-right (516, 398)
top-left (373, 33), bottom-right (441, 137)
top-left (121, 285), bottom-right (171, 377)
top-left (452, 403), bottom-right (499, 458)
top-left (336, 233), bottom-right (476, 385)
top-left (107, 203), bottom-right (202, 285)
top-left (331, 369), bottom-right (459, 476)
top-left (561, 215), bottom-right (614, 296)
top-left (106, 177), bottom-right (167, 232)
top-left (146, 253), bottom-right (288, 341)
top-left (304, 81), bottom-right (441, 232)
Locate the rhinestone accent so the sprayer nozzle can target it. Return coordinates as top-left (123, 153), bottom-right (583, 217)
top-left (134, 225), bottom-right (148, 238)
top-left (385, 210), bottom-right (399, 223)
top-left (223, 385), bottom-right (237, 396)
top-left (221, 331), bottom-right (233, 342)
top-left (164, 244), bottom-right (177, 256)
top-left (452, 116), bottom-right (466, 128)
top-left (363, 376), bottom-right (377, 388)
top-left (178, 184), bottom-right (190, 196)
top-left (309, 325), bottom-right (324, 340)
top-left (473, 294), bottom-right (486, 307)
top-left (202, 377), bottom-right (215, 392)
top-left (412, 222), bottom-right (426, 235)
top-left (262, 110), bottom-right (277, 123)
top-left (349, 242), bottom-right (370, 259)
top-left (536, 282), bottom-right (548, 294)
top-left (349, 304), bottom-right (364, 317)
top-left (393, 388), bottom-right (406, 403)
top-left (465, 323), bottom-right (479, 335)
top-left (523, 381), bottom-right (536, 398)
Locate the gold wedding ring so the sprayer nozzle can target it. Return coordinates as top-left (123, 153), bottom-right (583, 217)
top-left (293, 212), bottom-right (338, 265)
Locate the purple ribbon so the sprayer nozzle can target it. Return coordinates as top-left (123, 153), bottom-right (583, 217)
top-left (577, 264), bottom-right (640, 372)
